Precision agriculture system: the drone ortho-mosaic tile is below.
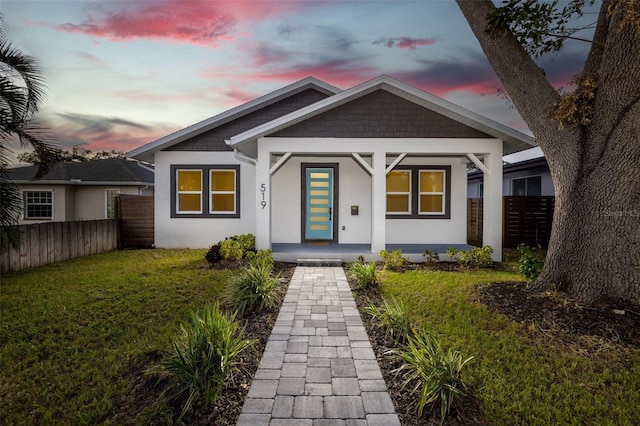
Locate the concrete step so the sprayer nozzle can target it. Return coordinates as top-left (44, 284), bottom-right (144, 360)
top-left (296, 258), bottom-right (343, 267)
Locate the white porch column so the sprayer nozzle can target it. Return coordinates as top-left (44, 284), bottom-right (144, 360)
top-left (255, 141), bottom-right (271, 250)
top-left (371, 151), bottom-right (386, 254)
top-left (483, 151), bottom-right (503, 261)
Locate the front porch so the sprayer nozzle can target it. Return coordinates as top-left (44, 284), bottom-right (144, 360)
top-left (272, 242), bottom-right (474, 263)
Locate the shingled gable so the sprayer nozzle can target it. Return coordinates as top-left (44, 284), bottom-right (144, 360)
top-left (227, 75), bottom-right (535, 158)
top-left (127, 77), bottom-right (340, 163)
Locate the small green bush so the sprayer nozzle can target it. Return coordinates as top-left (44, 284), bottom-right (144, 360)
top-left (422, 249), bottom-right (440, 267)
top-left (349, 261), bottom-right (378, 290)
top-left (245, 249), bottom-right (274, 269)
top-left (234, 234), bottom-right (256, 255)
top-left (379, 249), bottom-right (409, 271)
top-left (158, 303), bottom-right (255, 421)
top-left (204, 244), bottom-right (222, 266)
top-left (222, 263), bottom-right (279, 314)
top-left (392, 330), bottom-right (473, 423)
top-left (518, 244), bottom-right (544, 281)
top-left (219, 238), bottom-right (243, 261)
top-left (362, 296), bottom-right (413, 345)
top-left (446, 246), bottom-right (493, 268)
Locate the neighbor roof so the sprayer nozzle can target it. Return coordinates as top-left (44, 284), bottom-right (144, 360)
top-left (127, 77), bottom-right (341, 163)
top-left (228, 75), bottom-right (536, 157)
top-left (5, 158), bottom-right (154, 186)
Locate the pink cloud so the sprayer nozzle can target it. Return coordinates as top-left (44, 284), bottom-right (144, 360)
top-left (374, 37), bottom-right (437, 50)
top-left (55, 1), bottom-right (305, 46)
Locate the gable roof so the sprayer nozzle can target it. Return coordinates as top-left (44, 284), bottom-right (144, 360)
top-left (4, 158), bottom-right (154, 186)
top-left (228, 75), bottom-right (536, 157)
top-left (128, 77), bottom-right (340, 163)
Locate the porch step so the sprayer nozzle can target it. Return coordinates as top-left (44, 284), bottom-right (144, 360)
top-left (296, 258), bottom-right (343, 267)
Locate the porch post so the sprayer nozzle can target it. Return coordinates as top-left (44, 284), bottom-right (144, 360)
top-left (483, 150), bottom-right (503, 261)
top-left (255, 141), bottom-right (271, 250)
top-left (371, 151), bottom-right (386, 255)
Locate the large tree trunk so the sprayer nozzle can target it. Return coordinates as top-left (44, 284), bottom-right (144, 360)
top-left (457, 0), bottom-right (640, 305)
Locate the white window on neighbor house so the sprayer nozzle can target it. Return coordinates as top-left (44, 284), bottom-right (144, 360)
top-left (105, 189), bottom-right (120, 219)
top-left (24, 190), bottom-right (53, 220)
top-left (512, 176), bottom-right (542, 196)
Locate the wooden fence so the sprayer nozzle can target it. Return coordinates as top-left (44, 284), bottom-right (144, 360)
top-left (467, 196), bottom-right (555, 248)
top-left (1, 219), bottom-right (117, 274)
top-left (116, 195), bottom-right (154, 249)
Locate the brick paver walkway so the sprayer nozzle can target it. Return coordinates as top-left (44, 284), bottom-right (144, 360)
top-left (237, 266), bottom-right (401, 425)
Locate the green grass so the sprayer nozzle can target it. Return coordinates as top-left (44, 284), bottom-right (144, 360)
top-left (0, 249), bottom-right (230, 425)
top-left (378, 269), bottom-right (640, 425)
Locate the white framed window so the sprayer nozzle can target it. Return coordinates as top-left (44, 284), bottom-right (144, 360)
top-left (105, 189), bottom-right (120, 219)
top-left (24, 190), bottom-right (53, 220)
top-left (176, 169), bottom-right (203, 213)
top-left (386, 170), bottom-right (411, 214)
top-left (210, 169), bottom-right (236, 214)
top-left (418, 169), bottom-right (445, 215)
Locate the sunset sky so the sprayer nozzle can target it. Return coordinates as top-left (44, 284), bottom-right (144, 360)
top-left (3, 0), bottom-right (594, 162)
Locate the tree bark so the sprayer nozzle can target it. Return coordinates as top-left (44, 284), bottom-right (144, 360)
top-left (457, 0), bottom-right (640, 305)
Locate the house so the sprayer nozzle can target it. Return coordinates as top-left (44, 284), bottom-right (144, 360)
top-left (4, 158), bottom-right (154, 224)
top-left (467, 156), bottom-right (554, 198)
top-left (128, 76), bottom-right (535, 261)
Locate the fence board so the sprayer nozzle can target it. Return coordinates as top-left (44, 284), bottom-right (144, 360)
top-left (1, 220), bottom-right (117, 274)
top-left (117, 195), bottom-right (154, 249)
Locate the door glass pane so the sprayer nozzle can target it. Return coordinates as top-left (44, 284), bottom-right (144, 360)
top-left (310, 172), bottom-right (329, 178)
top-left (211, 170), bottom-right (235, 191)
top-left (387, 194), bottom-right (409, 213)
top-left (179, 194), bottom-right (201, 212)
top-left (527, 176), bottom-right (542, 196)
top-left (420, 171), bottom-right (444, 192)
top-left (386, 171), bottom-right (410, 192)
top-left (178, 170), bottom-right (201, 191)
top-left (420, 194), bottom-right (443, 213)
top-left (211, 194), bottom-right (234, 212)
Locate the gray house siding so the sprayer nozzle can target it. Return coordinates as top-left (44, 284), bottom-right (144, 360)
top-left (168, 88), bottom-right (331, 151)
top-left (272, 90), bottom-right (492, 139)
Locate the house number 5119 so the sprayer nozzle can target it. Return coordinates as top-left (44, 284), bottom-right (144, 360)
top-left (260, 184), bottom-right (267, 209)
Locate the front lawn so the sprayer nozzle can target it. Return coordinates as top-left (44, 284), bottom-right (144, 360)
top-left (376, 269), bottom-right (640, 425)
top-left (0, 249), bottom-right (230, 424)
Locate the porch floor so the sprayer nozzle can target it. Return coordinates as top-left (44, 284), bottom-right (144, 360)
top-left (272, 243), bottom-right (473, 263)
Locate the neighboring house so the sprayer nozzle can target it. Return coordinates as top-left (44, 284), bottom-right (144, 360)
top-left (129, 76), bottom-right (535, 261)
top-left (467, 156), bottom-right (554, 198)
top-left (5, 158), bottom-right (154, 224)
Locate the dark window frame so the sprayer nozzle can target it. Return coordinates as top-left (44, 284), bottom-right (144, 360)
top-left (512, 175), bottom-right (542, 196)
top-left (170, 164), bottom-right (240, 218)
top-left (386, 165), bottom-right (451, 219)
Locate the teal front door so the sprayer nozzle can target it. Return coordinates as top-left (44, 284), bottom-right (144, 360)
top-left (305, 168), bottom-right (334, 240)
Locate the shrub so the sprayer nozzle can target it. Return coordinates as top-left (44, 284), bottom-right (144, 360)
top-left (222, 263), bottom-right (279, 314)
top-left (422, 249), bottom-right (440, 267)
top-left (245, 249), bottom-right (274, 269)
top-left (379, 249), bottom-right (409, 271)
top-left (446, 246), bottom-right (493, 268)
top-left (234, 234), bottom-right (256, 256)
top-left (219, 238), bottom-right (243, 261)
top-left (204, 244), bottom-right (222, 266)
top-left (518, 244), bottom-right (544, 281)
top-left (158, 303), bottom-right (255, 421)
top-left (392, 330), bottom-right (473, 423)
top-left (349, 261), bottom-right (378, 290)
top-left (361, 296), bottom-right (413, 345)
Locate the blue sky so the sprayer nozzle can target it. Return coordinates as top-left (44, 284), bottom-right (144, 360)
top-left (2, 0), bottom-right (593, 161)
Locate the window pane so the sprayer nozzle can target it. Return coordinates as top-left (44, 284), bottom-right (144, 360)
top-left (420, 171), bottom-right (443, 192)
top-left (211, 194), bottom-right (235, 212)
top-left (527, 176), bottom-right (542, 196)
top-left (420, 194), bottom-right (443, 213)
top-left (387, 194), bottom-right (409, 213)
top-left (513, 179), bottom-right (526, 196)
top-left (178, 170), bottom-right (202, 191)
top-left (178, 193), bottom-right (201, 212)
top-left (386, 171), bottom-right (410, 192)
top-left (211, 170), bottom-right (235, 191)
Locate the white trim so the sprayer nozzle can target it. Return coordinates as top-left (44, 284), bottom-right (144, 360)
top-left (351, 153), bottom-right (374, 175)
top-left (128, 77), bottom-right (341, 162)
top-left (176, 169), bottom-right (203, 214)
top-left (209, 169), bottom-right (237, 214)
top-left (418, 169), bottom-right (446, 215)
top-left (386, 169), bottom-right (412, 215)
top-left (466, 153), bottom-right (490, 176)
top-left (385, 153), bottom-right (407, 174)
top-left (270, 152), bottom-right (292, 175)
